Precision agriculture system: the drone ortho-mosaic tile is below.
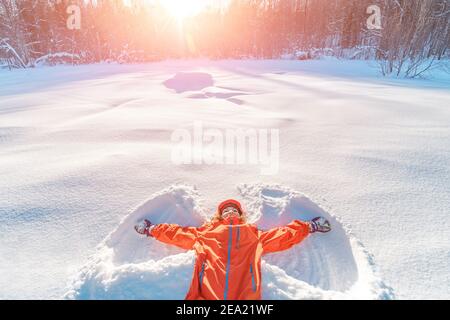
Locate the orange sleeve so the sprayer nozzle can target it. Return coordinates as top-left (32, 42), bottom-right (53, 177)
top-left (150, 223), bottom-right (197, 250)
top-left (258, 220), bottom-right (310, 254)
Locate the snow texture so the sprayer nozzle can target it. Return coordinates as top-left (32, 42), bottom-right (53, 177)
top-left (0, 60), bottom-right (449, 299)
top-left (65, 184), bottom-right (393, 300)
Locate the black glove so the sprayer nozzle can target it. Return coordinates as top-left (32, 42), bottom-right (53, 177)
top-left (134, 219), bottom-right (154, 237)
top-left (309, 217), bottom-right (331, 233)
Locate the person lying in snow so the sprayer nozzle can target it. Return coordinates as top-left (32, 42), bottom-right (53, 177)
top-left (134, 199), bottom-right (331, 300)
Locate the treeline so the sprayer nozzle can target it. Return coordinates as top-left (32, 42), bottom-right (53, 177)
top-left (0, 0), bottom-right (449, 77)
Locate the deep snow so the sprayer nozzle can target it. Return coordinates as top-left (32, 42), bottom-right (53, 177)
top-left (0, 59), bottom-right (449, 299)
top-left (65, 184), bottom-right (393, 299)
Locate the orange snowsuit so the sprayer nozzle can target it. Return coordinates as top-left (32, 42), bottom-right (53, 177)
top-left (150, 215), bottom-right (310, 300)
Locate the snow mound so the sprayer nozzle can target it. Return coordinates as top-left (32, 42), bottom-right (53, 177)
top-left (65, 184), bottom-right (394, 300)
top-left (239, 183), bottom-right (394, 299)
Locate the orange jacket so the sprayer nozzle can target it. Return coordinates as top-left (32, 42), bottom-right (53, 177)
top-left (150, 215), bottom-right (310, 300)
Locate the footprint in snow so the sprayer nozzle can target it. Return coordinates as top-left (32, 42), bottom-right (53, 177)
top-left (163, 72), bottom-right (250, 105)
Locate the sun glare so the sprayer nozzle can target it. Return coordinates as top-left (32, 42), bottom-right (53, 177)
top-left (159, 0), bottom-right (210, 20)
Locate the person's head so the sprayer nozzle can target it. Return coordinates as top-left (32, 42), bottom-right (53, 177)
top-left (213, 199), bottom-right (246, 222)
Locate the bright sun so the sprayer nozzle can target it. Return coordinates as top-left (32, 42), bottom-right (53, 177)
top-left (159, 0), bottom-right (210, 20)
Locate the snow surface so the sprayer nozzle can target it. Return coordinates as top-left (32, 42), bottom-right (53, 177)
top-left (0, 59), bottom-right (449, 299)
top-left (65, 184), bottom-right (393, 299)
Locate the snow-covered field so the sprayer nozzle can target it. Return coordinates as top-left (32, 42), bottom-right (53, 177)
top-left (0, 59), bottom-right (449, 300)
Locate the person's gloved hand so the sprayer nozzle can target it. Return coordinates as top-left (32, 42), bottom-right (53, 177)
top-left (134, 219), bottom-right (154, 237)
top-left (309, 217), bottom-right (331, 233)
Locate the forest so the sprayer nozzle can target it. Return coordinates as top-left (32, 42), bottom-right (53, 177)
top-left (1, 0), bottom-right (449, 77)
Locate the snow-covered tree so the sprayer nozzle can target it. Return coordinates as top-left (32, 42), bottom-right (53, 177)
top-left (0, 0), bottom-right (448, 76)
